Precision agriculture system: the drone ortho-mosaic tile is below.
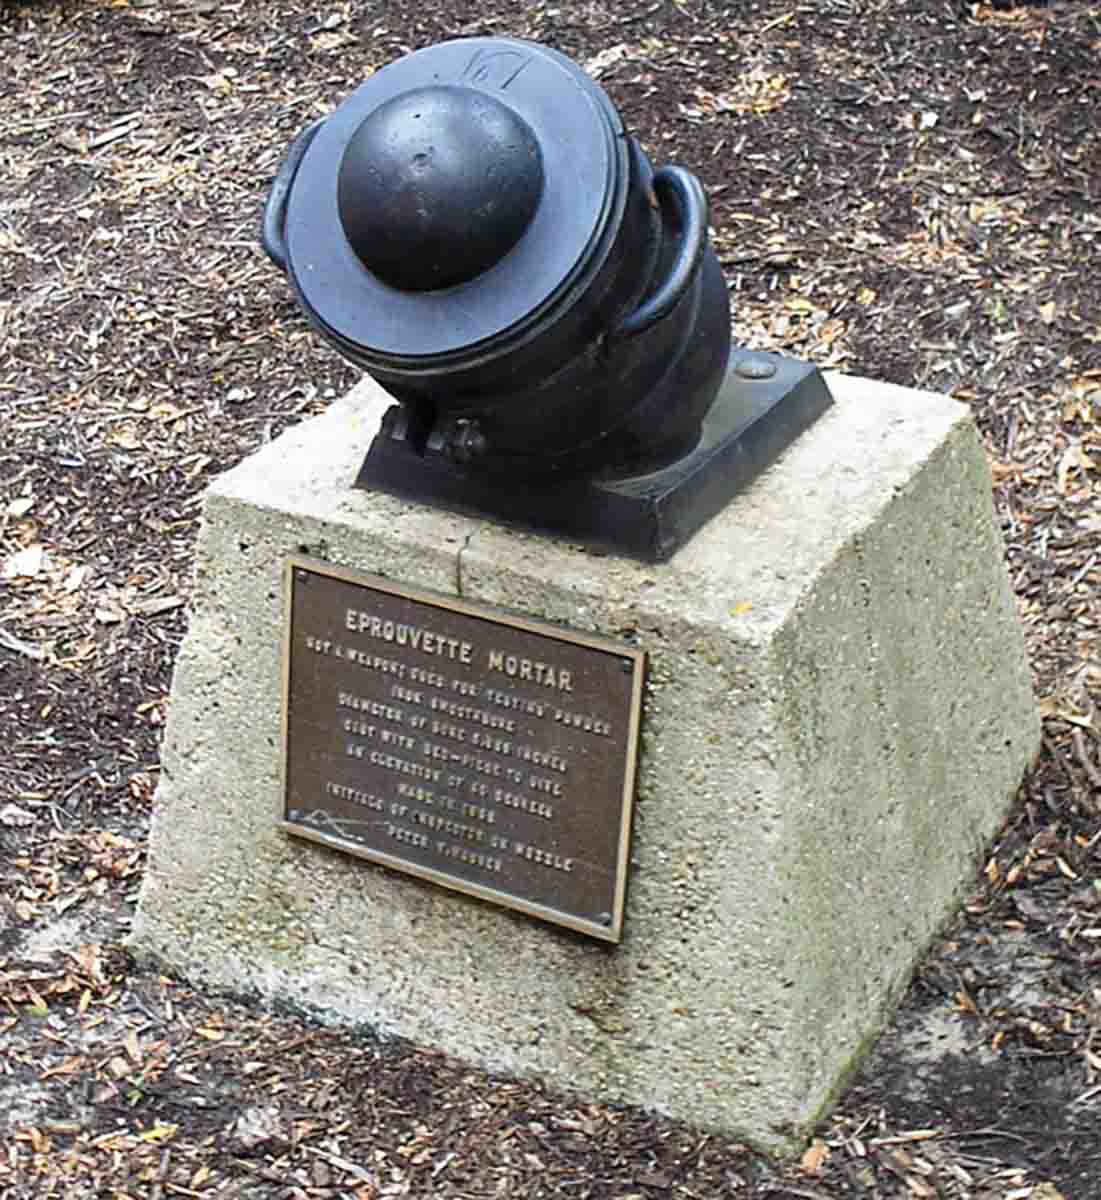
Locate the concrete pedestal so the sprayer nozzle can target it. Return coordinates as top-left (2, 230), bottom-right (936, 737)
top-left (129, 371), bottom-right (1038, 1154)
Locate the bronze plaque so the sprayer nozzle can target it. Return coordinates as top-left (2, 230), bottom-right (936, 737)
top-left (280, 556), bottom-right (645, 942)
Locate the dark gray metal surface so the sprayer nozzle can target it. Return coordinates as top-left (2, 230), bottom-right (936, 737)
top-left (273, 38), bottom-right (623, 358)
top-left (359, 347), bottom-right (834, 561)
top-left (262, 35), bottom-right (833, 559)
top-left (337, 84), bottom-right (545, 292)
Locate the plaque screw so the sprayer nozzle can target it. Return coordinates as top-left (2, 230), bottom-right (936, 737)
top-left (599, 911), bottom-right (613, 926)
top-left (734, 355), bottom-right (777, 381)
top-left (296, 569), bottom-right (310, 582)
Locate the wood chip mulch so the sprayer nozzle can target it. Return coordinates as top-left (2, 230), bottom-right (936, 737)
top-left (1, 0), bottom-right (1100, 1196)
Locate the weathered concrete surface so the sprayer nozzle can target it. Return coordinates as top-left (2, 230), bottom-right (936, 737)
top-left (129, 370), bottom-right (1038, 1154)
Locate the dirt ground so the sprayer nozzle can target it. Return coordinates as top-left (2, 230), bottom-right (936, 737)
top-left (1, 0), bottom-right (1100, 1196)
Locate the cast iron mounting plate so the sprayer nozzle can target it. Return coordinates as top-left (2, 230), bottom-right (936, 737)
top-left (356, 349), bottom-right (834, 562)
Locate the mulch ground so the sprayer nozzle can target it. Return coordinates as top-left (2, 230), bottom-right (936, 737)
top-left (1, 0), bottom-right (1100, 1196)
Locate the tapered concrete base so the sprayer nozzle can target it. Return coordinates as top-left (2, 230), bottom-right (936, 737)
top-left (129, 371), bottom-right (1038, 1154)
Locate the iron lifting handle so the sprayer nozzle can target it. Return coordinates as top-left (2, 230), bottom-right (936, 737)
top-left (612, 165), bottom-right (709, 341)
top-left (261, 118), bottom-right (326, 273)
